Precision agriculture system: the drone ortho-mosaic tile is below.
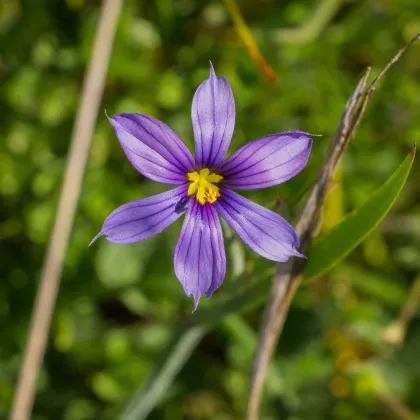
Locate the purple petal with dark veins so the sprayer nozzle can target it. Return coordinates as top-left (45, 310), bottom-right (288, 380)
top-left (192, 63), bottom-right (235, 168)
top-left (219, 131), bottom-right (312, 189)
top-left (214, 189), bottom-right (303, 262)
top-left (174, 200), bottom-right (226, 310)
top-left (109, 113), bottom-right (195, 184)
top-left (91, 185), bottom-right (189, 244)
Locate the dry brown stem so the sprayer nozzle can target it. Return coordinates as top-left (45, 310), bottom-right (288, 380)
top-left (9, 1), bottom-right (123, 419)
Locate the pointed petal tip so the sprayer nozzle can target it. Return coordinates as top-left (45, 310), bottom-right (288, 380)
top-left (106, 113), bottom-right (118, 125)
top-left (291, 247), bottom-right (305, 259)
top-left (285, 130), bottom-right (320, 138)
top-left (89, 232), bottom-right (103, 247)
top-left (107, 113), bottom-right (127, 124)
top-left (192, 294), bottom-right (201, 312)
top-left (209, 61), bottom-right (216, 77)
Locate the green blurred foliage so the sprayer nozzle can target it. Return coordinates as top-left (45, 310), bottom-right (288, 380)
top-left (0, 0), bottom-right (419, 419)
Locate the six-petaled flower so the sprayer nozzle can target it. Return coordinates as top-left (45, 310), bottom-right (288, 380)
top-left (92, 64), bottom-right (313, 309)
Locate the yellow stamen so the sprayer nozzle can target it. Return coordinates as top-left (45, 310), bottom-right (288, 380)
top-left (187, 182), bottom-right (199, 196)
top-left (187, 168), bottom-right (223, 205)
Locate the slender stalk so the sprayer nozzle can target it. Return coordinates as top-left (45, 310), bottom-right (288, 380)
top-left (9, 1), bottom-right (123, 419)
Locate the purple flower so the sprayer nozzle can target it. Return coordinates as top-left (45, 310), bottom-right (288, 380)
top-left (92, 64), bottom-right (312, 309)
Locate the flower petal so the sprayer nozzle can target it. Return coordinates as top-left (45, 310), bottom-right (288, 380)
top-left (109, 113), bottom-right (195, 184)
top-left (219, 131), bottom-right (312, 189)
top-left (92, 185), bottom-right (189, 244)
top-left (174, 200), bottom-right (226, 310)
top-left (192, 63), bottom-right (235, 168)
top-left (214, 189), bottom-right (302, 262)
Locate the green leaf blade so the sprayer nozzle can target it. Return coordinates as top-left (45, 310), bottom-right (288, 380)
top-left (304, 146), bottom-right (416, 280)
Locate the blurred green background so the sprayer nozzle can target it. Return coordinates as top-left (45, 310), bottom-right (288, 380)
top-left (1, 0), bottom-right (420, 419)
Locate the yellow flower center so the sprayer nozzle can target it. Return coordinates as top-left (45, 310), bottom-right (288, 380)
top-left (187, 168), bottom-right (223, 205)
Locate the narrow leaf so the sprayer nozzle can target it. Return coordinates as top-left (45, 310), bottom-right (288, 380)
top-left (120, 326), bottom-right (206, 420)
top-left (304, 147), bottom-right (416, 280)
